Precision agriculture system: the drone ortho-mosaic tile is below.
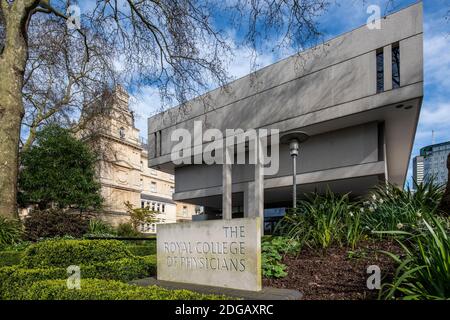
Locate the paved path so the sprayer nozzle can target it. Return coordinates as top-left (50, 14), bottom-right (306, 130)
top-left (130, 277), bottom-right (302, 300)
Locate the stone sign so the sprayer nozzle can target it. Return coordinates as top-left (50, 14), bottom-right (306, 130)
top-left (157, 217), bottom-right (262, 291)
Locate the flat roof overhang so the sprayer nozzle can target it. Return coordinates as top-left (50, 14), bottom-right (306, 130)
top-left (149, 82), bottom-right (423, 189)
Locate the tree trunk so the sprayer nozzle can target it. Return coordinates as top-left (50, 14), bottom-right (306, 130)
top-left (439, 153), bottom-right (450, 215)
top-left (0, 1), bottom-right (38, 218)
top-left (0, 64), bottom-right (24, 218)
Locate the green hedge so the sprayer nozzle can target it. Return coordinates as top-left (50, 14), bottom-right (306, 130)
top-left (127, 242), bottom-right (156, 256)
top-left (24, 279), bottom-right (228, 300)
top-left (0, 251), bottom-right (23, 267)
top-left (0, 255), bottom-right (157, 299)
top-left (83, 256), bottom-right (156, 281)
top-left (0, 266), bottom-right (67, 299)
top-left (21, 239), bottom-right (133, 268)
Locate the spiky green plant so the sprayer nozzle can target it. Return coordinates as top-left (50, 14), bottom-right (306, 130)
top-left (362, 180), bottom-right (444, 234)
top-left (275, 190), bottom-right (364, 249)
top-left (379, 214), bottom-right (450, 300)
top-left (86, 219), bottom-right (116, 236)
top-left (0, 217), bottom-right (23, 246)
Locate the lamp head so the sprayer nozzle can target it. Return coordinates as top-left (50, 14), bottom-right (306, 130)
top-left (280, 131), bottom-right (309, 157)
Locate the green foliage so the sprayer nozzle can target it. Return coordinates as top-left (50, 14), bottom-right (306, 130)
top-left (276, 190), bottom-right (364, 249)
top-left (380, 214), bottom-right (450, 300)
top-left (23, 209), bottom-right (90, 241)
top-left (127, 242), bottom-right (157, 256)
top-left (23, 279), bottom-right (228, 300)
top-left (262, 236), bottom-right (299, 278)
top-left (83, 255), bottom-right (157, 281)
top-left (362, 181), bottom-right (444, 234)
top-left (0, 217), bottom-right (23, 245)
top-left (18, 124), bottom-right (103, 211)
top-left (0, 239), bottom-right (159, 300)
top-left (124, 201), bottom-right (158, 231)
top-left (116, 222), bottom-right (141, 237)
top-left (20, 239), bottom-right (133, 268)
top-left (0, 251), bottom-right (24, 267)
top-left (0, 255), bottom-right (157, 299)
top-left (85, 219), bottom-right (117, 237)
top-left (0, 266), bottom-right (67, 300)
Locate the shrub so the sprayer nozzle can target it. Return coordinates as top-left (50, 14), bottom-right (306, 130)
top-left (0, 217), bottom-right (23, 245)
top-left (0, 251), bottom-right (24, 267)
top-left (24, 279), bottom-right (228, 300)
top-left (276, 190), bottom-right (364, 249)
top-left (380, 214), bottom-right (450, 300)
top-left (23, 209), bottom-right (89, 241)
top-left (116, 222), bottom-right (140, 237)
top-left (20, 239), bottom-right (133, 268)
top-left (127, 242), bottom-right (157, 256)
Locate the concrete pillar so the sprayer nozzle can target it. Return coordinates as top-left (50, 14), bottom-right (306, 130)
top-left (243, 182), bottom-right (255, 218)
top-left (254, 138), bottom-right (264, 234)
top-left (222, 146), bottom-right (232, 220)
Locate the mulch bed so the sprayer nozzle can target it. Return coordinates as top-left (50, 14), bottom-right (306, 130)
top-left (263, 240), bottom-right (402, 300)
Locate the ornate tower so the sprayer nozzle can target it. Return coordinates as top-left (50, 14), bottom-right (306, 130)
top-left (81, 86), bottom-right (143, 225)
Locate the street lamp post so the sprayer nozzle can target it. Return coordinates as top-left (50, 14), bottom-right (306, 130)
top-left (281, 131), bottom-right (309, 209)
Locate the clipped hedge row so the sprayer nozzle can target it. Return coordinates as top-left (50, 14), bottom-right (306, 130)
top-left (0, 251), bottom-right (23, 267)
top-left (0, 255), bottom-right (157, 300)
top-left (21, 239), bottom-right (133, 268)
top-left (0, 266), bottom-right (67, 299)
top-left (24, 279), bottom-right (228, 300)
top-left (127, 242), bottom-right (156, 256)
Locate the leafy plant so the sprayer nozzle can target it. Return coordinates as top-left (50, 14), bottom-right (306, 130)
top-left (361, 180), bottom-right (444, 234)
top-left (379, 214), bottom-right (450, 300)
top-left (0, 217), bottom-right (23, 246)
top-left (262, 236), bottom-right (299, 278)
top-left (85, 219), bottom-right (116, 237)
top-left (276, 190), bottom-right (364, 249)
top-left (23, 209), bottom-right (89, 241)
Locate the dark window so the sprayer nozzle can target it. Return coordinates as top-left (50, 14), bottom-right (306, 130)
top-left (376, 49), bottom-right (384, 93)
top-left (392, 44), bottom-right (400, 89)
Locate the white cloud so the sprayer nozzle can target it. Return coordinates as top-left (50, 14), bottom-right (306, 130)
top-left (424, 34), bottom-right (450, 88)
top-left (420, 103), bottom-right (450, 126)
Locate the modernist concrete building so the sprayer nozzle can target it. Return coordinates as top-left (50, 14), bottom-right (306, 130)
top-left (147, 3), bottom-right (424, 227)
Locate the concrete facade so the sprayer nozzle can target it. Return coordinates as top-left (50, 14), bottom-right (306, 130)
top-left (147, 4), bottom-right (424, 225)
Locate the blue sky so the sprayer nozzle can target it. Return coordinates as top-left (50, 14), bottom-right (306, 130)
top-left (129, 0), bottom-right (450, 187)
